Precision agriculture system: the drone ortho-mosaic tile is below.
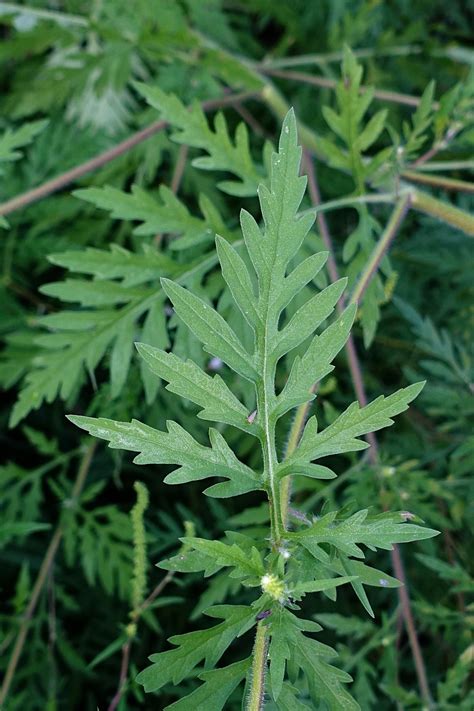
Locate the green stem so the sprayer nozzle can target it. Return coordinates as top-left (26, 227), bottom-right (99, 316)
top-left (280, 394), bottom-right (314, 527)
top-left (350, 194), bottom-right (411, 305)
top-left (247, 621), bottom-right (269, 711)
top-left (414, 160), bottom-right (474, 172)
top-left (402, 170), bottom-right (474, 193)
top-left (411, 189), bottom-right (474, 236)
top-left (256, 339), bottom-right (283, 545)
top-left (257, 44), bottom-right (422, 69)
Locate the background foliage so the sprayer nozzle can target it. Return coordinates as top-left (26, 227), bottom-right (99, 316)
top-left (0, 1), bottom-right (472, 709)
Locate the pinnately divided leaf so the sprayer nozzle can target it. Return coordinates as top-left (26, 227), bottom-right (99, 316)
top-left (287, 381), bottom-right (426, 464)
top-left (135, 83), bottom-right (263, 196)
top-left (268, 608), bottom-right (359, 709)
top-left (136, 605), bottom-right (255, 692)
top-left (67, 415), bottom-right (260, 498)
top-left (292, 509), bottom-right (438, 558)
top-left (179, 537), bottom-right (265, 583)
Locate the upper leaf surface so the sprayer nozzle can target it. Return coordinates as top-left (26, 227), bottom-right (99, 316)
top-left (161, 278), bottom-right (258, 382)
top-left (67, 415), bottom-right (259, 498)
top-left (136, 605), bottom-right (255, 692)
top-left (292, 509), bottom-right (438, 558)
top-left (165, 658), bottom-right (251, 711)
top-left (136, 342), bottom-right (254, 434)
top-left (288, 382), bottom-right (426, 463)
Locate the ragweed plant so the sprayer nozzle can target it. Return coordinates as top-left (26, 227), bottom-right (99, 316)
top-left (69, 112), bottom-right (437, 710)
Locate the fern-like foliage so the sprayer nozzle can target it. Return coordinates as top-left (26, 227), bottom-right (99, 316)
top-left (7, 108), bottom-right (259, 425)
top-left (8, 242), bottom-right (219, 426)
top-left (318, 47), bottom-right (395, 347)
top-left (69, 112), bottom-right (437, 709)
top-left (136, 83), bottom-right (266, 196)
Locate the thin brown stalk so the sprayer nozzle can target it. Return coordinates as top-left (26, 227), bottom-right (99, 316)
top-left (107, 570), bottom-right (175, 710)
top-left (350, 194), bottom-right (412, 305)
top-left (258, 67), bottom-right (439, 109)
top-left (232, 102), bottom-right (268, 138)
top-left (155, 144), bottom-right (189, 244)
top-left (0, 442), bottom-right (97, 708)
top-left (108, 640), bottom-right (132, 711)
top-left (0, 91), bottom-right (260, 220)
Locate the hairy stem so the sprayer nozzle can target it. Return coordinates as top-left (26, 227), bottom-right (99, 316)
top-left (411, 189), bottom-right (474, 235)
top-left (247, 621), bottom-right (270, 711)
top-left (0, 443), bottom-right (96, 707)
top-left (350, 194), bottom-right (412, 305)
top-left (0, 91), bottom-right (259, 219)
top-left (402, 170), bottom-right (474, 193)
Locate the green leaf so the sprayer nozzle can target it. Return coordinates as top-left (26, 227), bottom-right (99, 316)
top-left (356, 109), bottom-right (387, 151)
top-left (161, 278), bottom-right (258, 381)
top-left (292, 575), bottom-right (356, 597)
top-left (10, 248), bottom-right (219, 426)
top-left (135, 83), bottom-right (263, 196)
top-left (274, 279), bottom-right (347, 359)
top-left (293, 509), bottom-right (438, 558)
top-left (320, 46), bottom-right (388, 186)
top-left (0, 119), bottom-right (48, 164)
top-left (288, 381), bottom-right (426, 463)
top-left (50, 244), bottom-right (178, 287)
top-left (166, 657), bottom-right (251, 711)
top-left (273, 251), bottom-right (328, 313)
top-left (136, 342), bottom-right (254, 433)
top-left (75, 184), bottom-right (216, 241)
top-left (67, 415), bottom-right (260, 498)
top-left (276, 305), bottom-right (357, 416)
top-left (215, 235), bottom-right (259, 328)
top-left (276, 462), bottom-right (336, 481)
top-left (275, 683), bottom-right (313, 710)
top-left (268, 608), bottom-right (358, 709)
top-left (268, 608), bottom-right (321, 701)
top-left (295, 633), bottom-right (360, 710)
top-left (0, 521), bottom-right (50, 547)
top-left (136, 605), bottom-right (255, 692)
top-left (179, 537), bottom-right (264, 583)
